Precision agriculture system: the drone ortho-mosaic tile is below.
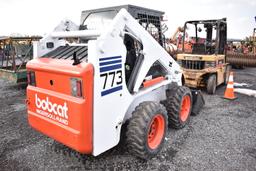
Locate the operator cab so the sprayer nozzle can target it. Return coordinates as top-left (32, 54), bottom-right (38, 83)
top-left (81, 5), bottom-right (167, 93)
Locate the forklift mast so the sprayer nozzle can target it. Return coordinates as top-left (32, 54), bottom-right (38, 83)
top-left (182, 18), bottom-right (227, 55)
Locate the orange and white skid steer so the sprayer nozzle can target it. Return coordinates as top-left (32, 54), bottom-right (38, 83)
top-left (26, 5), bottom-right (204, 159)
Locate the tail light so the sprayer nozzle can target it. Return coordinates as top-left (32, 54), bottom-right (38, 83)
top-left (70, 78), bottom-right (83, 98)
top-left (27, 71), bottom-right (36, 86)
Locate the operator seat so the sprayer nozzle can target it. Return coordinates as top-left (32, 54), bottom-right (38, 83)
top-left (192, 43), bottom-right (206, 54)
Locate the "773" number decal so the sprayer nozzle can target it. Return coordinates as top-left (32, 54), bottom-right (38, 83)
top-left (100, 70), bottom-right (122, 90)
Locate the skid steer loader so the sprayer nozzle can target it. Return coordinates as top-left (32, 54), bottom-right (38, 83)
top-left (26, 5), bottom-right (204, 159)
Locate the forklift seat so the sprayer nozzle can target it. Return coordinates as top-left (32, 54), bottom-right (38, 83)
top-left (192, 43), bottom-right (206, 54)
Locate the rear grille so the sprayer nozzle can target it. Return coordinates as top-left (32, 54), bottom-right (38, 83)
top-left (181, 60), bottom-right (205, 70)
top-left (42, 46), bottom-right (88, 62)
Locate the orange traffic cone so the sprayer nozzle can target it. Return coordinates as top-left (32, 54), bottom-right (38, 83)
top-left (223, 72), bottom-right (237, 100)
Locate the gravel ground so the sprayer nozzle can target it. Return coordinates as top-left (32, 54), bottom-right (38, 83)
top-left (0, 68), bottom-right (256, 171)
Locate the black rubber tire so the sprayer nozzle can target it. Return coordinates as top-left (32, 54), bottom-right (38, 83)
top-left (207, 74), bottom-right (217, 94)
top-left (126, 101), bottom-right (168, 160)
top-left (165, 86), bottom-right (192, 129)
top-left (224, 65), bottom-right (232, 85)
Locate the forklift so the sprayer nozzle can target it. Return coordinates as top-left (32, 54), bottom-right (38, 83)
top-left (177, 18), bottom-right (231, 94)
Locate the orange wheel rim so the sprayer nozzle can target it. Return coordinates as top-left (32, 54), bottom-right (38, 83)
top-left (180, 95), bottom-right (191, 122)
top-left (147, 114), bottom-right (165, 149)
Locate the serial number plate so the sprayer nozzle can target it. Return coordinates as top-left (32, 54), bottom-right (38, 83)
top-left (184, 56), bottom-right (202, 60)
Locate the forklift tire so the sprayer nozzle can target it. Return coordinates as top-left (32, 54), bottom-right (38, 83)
top-left (224, 65), bottom-right (232, 85)
top-left (207, 74), bottom-right (217, 94)
top-left (165, 86), bottom-right (192, 129)
top-left (126, 101), bottom-right (168, 160)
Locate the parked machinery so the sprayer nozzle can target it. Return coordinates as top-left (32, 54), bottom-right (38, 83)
top-left (226, 28), bottom-right (256, 68)
top-left (0, 36), bottom-right (41, 82)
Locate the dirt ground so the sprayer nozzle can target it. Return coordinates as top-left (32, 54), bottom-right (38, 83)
top-left (0, 68), bottom-right (256, 171)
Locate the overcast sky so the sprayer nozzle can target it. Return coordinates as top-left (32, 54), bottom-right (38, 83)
top-left (0, 0), bottom-right (255, 39)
